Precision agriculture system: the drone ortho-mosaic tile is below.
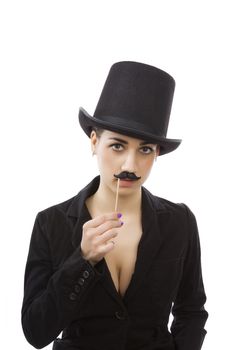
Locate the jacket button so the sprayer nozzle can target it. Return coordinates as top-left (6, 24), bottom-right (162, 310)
top-left (115, 311), bottom-right (126, 320)
top-left (83, 270), bottom-right (90, 279)
top-left (74, 284), bottom-right (81, 293)
top-left (78, 278), bottom-right (85, 286)
top-left (69, 292), bottom-right (77, 301)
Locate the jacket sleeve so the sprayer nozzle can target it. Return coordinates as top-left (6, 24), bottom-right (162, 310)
top-left (21, 212), bottom-right (104, 349)
top-left (170, 204), bottom-right (208, 350)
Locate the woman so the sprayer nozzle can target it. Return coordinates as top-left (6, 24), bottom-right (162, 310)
top-left (22, 61), bottom-right (208, 350)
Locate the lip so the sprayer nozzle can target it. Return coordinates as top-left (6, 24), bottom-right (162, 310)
top-left (118, 179), bottom-right (137, 187)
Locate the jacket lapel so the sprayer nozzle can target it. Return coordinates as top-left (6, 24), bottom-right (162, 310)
top-left (123, 187), bottom-right (164, 303)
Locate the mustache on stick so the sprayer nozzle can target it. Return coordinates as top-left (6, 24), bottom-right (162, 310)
top-left (114, 171), bottom-right (141, 181)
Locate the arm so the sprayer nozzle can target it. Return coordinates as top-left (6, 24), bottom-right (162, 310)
top-left (21, 212), bottom-right (103, 349)
top-left (170, 204), bottom-right (208, 350)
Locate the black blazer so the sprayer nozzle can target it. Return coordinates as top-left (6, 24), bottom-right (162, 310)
top-left (22, 176), bottom-right (208, 350)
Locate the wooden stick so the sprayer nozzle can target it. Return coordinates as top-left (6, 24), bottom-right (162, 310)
top-left (114, 178), bottom-right (120, 212)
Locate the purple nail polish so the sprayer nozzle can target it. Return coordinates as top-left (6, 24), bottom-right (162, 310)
top-left (120, 221), bottom-right (124, 226)
top-left (117, 213), bottom-right (122, 218)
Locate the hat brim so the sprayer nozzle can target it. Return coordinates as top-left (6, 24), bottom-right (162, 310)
top-left (78, 107), bottom-right (181, 156)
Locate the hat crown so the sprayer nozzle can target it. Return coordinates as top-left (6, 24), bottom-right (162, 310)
top-left (78, 61), bottom-right (181, 155)
top-left (93, 61), bottom-right (175, 138)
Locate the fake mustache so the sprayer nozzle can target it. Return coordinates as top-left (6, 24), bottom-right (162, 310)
top-left (114, 171), bottom-right (141, 181)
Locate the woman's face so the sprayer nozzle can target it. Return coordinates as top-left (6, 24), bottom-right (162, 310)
top-left (90, 130), bottom-right (159, 195)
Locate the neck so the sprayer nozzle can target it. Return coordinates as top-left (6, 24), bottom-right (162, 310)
top-left (91, 180), bottom-right (142, 216)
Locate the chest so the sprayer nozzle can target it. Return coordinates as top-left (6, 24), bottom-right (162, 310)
top-left (105, 219), bottom-right (142, 297)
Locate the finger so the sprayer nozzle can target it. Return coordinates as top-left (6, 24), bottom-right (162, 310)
top-left (82, 219), bottom-right (121, 241)
top-left (98, 240), bottom-right (115, 255)
top-left (96, 229), bottom-right (119, 244)
top-left (95, 219), bottom-right (123, 236)
top-left (84, 212), bottom-right (122, 229)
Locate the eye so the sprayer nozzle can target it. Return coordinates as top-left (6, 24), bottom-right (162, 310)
top-left (110, 143), bottom-right (124, 151)
top-left (139, 146), bottom-right (154, 154)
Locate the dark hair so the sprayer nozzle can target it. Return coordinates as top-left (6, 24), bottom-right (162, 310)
top-left (92, 127), bottom-right (104, 138)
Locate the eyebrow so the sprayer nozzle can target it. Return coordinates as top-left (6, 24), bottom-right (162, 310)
top-left (108, 137), bottom-right (155, 146)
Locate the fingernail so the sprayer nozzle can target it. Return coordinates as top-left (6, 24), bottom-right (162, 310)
top-left (117, 213), bottom-right (122, 218)
top-left (120, 221), bottom-right (124, 226)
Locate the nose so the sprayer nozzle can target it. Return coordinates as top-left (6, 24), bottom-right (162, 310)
top-left (121, 150), bottom-right (138, 174)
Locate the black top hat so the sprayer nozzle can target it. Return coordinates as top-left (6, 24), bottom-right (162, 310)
top-left (79, 61), bottom-right (181, 155)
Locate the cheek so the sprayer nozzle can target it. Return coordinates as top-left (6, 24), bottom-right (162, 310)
top-left (97, 149), bottom-right (116, 172)
top-left (141, 157), bottom-right (154, 174)
top-left (101, 152), bottom-right (113, 167)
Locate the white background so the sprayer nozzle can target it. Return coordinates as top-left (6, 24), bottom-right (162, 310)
top-left (1, 1), bottom-right (232, 349)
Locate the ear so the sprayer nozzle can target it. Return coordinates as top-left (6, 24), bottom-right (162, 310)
top-left (90, 130), bottom-right (98, 154)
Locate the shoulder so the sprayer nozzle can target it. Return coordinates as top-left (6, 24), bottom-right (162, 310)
top-left (143, 186), bottom-right (197, 224)
top-left (30, 194), bottom-right (81, 252)
top-left (35, 176), bottom-right (100, 227)
top-left (143, 186), bottom-right (188, 212)
top-left (35, 194), bottom-right (78, 228)
top-left (143, 189), bottom-right (200, 251)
